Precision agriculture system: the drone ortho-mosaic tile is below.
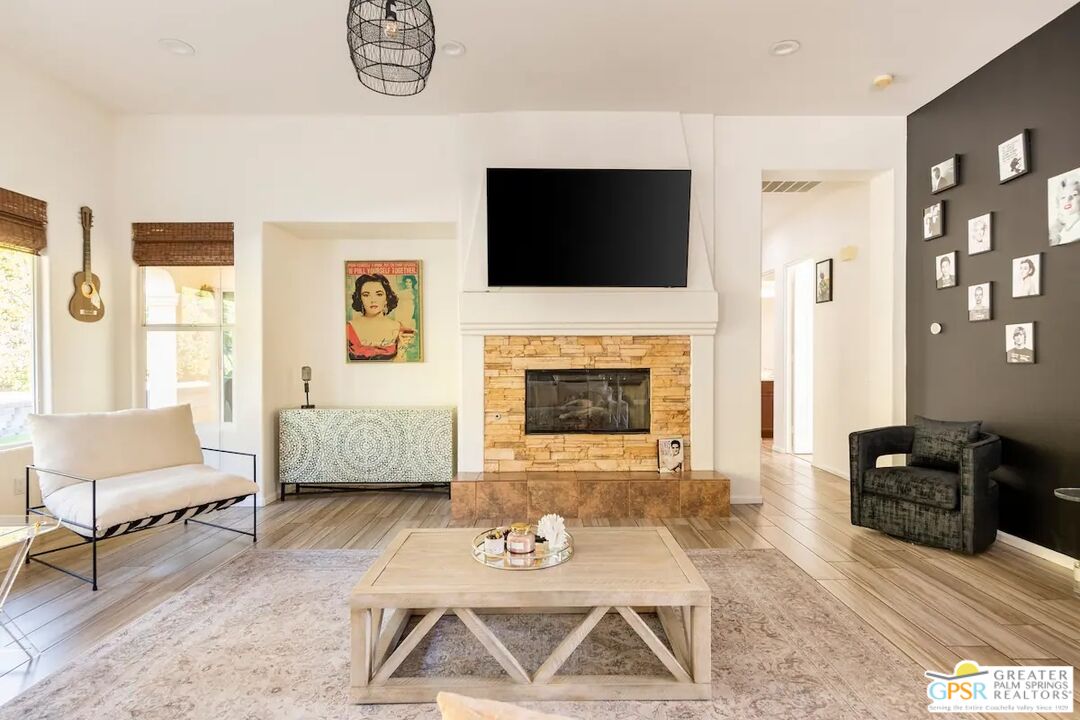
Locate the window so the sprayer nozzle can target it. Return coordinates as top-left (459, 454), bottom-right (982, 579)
top-left (142, 267), bottom-right (235, 427)
top-left (0, 247), bottom-right (36, 445)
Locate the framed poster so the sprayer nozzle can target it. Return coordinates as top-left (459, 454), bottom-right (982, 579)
top-left (345, 260), bottom-right (422, 363)
top-left (998, 131), bottom-right (1029, 183)
top-left (1048, 166), bottom-right (1080, 246)
top-left (930, 156), bottom-right (959, 194)
top-left (815, 259), bottom-right (833, 303)
top-left (923, 202), bottom-right (945, 240)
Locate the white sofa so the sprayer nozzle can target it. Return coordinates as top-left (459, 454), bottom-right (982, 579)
top-left (27, 404), bottom-right (257, 590)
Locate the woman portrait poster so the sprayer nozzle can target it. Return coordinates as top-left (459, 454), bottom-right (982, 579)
top-left (344, 260), bottom-right (423, 363)
top-left (1048, 166), bottom-right (1080, 246)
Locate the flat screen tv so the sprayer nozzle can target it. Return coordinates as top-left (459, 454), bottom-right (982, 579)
top-left (486, 168), bottom-right (691, 287)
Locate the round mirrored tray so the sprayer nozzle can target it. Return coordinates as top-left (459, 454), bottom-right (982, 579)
top-left (471, 526), bottom-right (574, 571)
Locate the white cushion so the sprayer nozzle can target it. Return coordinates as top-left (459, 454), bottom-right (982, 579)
top-left (30, 405), bottom-right (204, 496)
top-left (435, 693), bottom-right (578, 720)
top-left (42, 464), bottom-right (257, 535)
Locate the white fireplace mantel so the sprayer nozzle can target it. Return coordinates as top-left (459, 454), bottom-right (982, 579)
top-left (459, 289), bottom-right (719, 336)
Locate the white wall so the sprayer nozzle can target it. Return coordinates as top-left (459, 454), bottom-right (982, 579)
top-left (0, 51), bottom-right (117, 513)
top-left (261, 226), bottom-right (460, 485)
top-left (114, 115), bottom-right (460, 500)
top-left (713, 117), bottom-right (906, 502)
top-left (763, 182), bottom-right (895, 476)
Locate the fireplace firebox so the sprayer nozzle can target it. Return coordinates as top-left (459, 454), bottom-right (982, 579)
top-left (525, 369), bottom-right (650, 435)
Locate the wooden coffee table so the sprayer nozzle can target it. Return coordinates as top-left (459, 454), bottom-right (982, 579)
top-left (350, 526), bottom-right (711, 704)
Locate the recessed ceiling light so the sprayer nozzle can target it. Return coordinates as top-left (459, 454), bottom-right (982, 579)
top-left (158, 38), bottom-right (196, 56)
top-left (441, 41), bottom-right (466, 57)
top-left (769, 39), bottom-right (801, 57)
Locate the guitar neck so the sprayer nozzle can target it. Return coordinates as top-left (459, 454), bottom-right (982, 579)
top-left (82, 225), bottom-right (91, 275)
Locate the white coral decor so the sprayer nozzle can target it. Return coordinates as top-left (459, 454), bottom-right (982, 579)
top-left (537, 514), bottom-right (567, 550)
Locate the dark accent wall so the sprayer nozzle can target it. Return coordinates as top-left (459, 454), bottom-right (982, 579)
top-left (907, 5), bottom-right (1080, 557)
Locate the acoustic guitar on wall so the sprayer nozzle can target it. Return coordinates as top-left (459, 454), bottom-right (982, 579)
top-left (69, 206), bottom-right (104, 322)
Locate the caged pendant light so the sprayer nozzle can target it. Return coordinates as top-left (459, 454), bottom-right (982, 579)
top-left (347, 0), bottom-right (436, 97)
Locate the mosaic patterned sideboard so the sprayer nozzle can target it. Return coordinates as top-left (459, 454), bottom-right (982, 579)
top-left (278, 407), bottom-right (453, 489)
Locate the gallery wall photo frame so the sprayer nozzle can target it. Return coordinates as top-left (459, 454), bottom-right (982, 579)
top-left (967, 212), bottom-right (992, 255)
top-left (998, 130), bottom-right (1030, 184)
top-left (923, 201), bottom-right (945, 240)
top-left (967, 282), bottom-right (992, 322)
top-left (1011, 253), bottom-right (1042, 298)
top-left (1005, 322), bottom-right (1035, 365)
top-left (1048, 165), bottom-right (1080, 247)
top-left (935, 251), bottom-right (957, 290)
top-left (930, 155), bottom-right (959, 194)
top-left (815, 258), bottom-right (833, 303)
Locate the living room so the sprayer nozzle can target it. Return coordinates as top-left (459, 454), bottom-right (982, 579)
top-left (0, 2), bottom-right (1078, 718)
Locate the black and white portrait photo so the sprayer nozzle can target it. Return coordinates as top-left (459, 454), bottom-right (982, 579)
top-left (1005, 323), bottom-right (1035, 364)
top-left (998, 131), bottom-right (1029, 183)
top-left (967, 213), bottom-right (992, 255)
top-left (968, 283), bottom-right (991, 322)
top-left (815, 259), bottom-right (833, 303)
top-left (1048, 166), bottom-right (1080, 247)
top-left (923, 202), bottom-right (944, 240)
top-left (930, 156), bottom-right (958, 194)
top-left (935, 252), bottom-right (957, 289)
top-left (658, 437), bottom-right (684, 474)
top-left (1012, 254), bottom-right (1041, 298)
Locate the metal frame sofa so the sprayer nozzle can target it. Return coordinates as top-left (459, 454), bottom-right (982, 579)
top-left (849, 416), bottom-right (1001, 554)
top-left (26, 404), bottom-right (257, 590)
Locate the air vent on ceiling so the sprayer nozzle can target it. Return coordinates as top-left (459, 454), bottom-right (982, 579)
top-left (761, 180), bottom-right (820, 193)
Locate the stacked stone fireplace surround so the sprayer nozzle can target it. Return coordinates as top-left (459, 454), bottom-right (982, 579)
top-left (450, 335), bottom-right (730, 521)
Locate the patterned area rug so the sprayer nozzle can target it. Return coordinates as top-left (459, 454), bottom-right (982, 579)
top-left (0, 549), bottom-right (945, 719)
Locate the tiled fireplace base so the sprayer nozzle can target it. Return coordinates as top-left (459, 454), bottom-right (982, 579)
top-left (451, 471), bottom-right (730, 521)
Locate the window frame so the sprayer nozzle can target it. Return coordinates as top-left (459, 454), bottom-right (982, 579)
top-left (137, 266), bottom-right (235, 428)
top-left (0, 248), bottom-right (41, 450)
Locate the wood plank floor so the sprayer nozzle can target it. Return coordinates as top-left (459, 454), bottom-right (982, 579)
top-left (1, 443), bottom-right (1078, 718)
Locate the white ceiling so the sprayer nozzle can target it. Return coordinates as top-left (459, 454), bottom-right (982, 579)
top-left (0, 0), bottom-right (1075, 116)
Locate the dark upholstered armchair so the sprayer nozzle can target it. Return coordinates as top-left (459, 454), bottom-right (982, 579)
top-left (849, 416), bottom-right (1001, 554)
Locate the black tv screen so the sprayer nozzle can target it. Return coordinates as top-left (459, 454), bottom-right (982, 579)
top-left (486, 168), bottom-right (690, 287)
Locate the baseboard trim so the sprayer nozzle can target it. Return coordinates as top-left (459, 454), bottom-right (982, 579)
top-left (811, 462), bottom-right (849, 481)
top-left (998, 531), bottom-right (1078, 570)
top-left (731, 495), bottom-right (763, 505)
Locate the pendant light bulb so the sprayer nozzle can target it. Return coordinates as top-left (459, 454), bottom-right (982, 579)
top-left (383, 19), bottom-right (399, 39)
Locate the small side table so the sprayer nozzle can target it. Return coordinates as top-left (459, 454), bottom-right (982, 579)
top-left (0, 515), bottom-right (60, 659)
top-left (1053, 489), bottom-right (1080, 585)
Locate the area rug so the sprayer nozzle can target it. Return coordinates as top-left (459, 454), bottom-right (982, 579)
top-left (0, 549), bottom-right (946, 719)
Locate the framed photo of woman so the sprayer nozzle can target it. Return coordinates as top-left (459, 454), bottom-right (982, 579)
top-left (967, 213), bottom-right (992, 255)
top-left (345, 260), bottom-right (423, 363)
top-left (1048, 166), bottom-right (1080, 246)
top-left (1011, 254), bottom-right (1041, 298)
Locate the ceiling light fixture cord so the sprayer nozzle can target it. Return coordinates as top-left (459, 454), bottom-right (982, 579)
top-left (347, 0), bottom-right (436, 97)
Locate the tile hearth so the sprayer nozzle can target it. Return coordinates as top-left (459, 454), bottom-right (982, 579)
top-left (451, 471), bottom-right (730, 521)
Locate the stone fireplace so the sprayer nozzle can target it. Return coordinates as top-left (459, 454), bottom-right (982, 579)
top-left (483, 335), bottom-right (691, 472)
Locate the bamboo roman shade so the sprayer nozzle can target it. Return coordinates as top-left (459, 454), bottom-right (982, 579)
top-left (132, 222), bottom-right (234, 266)
top-left (0, 187), bottom-right (47, 255)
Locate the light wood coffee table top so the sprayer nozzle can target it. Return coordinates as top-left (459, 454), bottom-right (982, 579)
top-left (352, 526), bottom-right (709, 608)
top-left (350, 527), bottom-right (712, 704)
